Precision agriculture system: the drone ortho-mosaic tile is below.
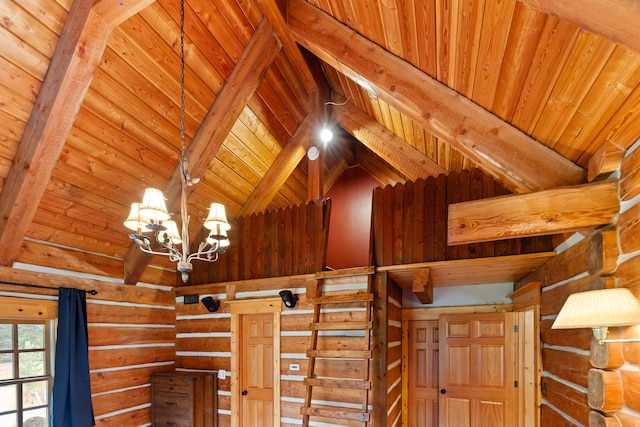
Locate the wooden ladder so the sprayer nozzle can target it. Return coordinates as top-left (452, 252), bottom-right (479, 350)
top-left (301, 270), bottom-right (374, 426)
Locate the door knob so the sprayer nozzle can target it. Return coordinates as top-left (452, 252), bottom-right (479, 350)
top-left (242, 390), bottom-right (248, 396)
top-left (440, 389), bottom-right (447, 394)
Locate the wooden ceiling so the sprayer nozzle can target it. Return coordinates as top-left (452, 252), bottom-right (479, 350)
top-left (0, 0), bottom-right (639, 286)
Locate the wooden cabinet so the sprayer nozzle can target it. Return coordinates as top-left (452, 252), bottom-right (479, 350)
top-left (151, 372), bottom-right (217, 427)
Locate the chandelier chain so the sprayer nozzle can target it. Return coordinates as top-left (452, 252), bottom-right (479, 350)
top-left (180, 0), bottom-right (186, 158)
top-left (124, 0), bottom-right (230, 283)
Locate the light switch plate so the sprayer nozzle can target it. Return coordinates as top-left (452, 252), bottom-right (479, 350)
top-left (217, 369), bottom-right (226, 379)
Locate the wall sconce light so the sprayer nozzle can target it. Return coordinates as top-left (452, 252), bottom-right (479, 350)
top-left (200, 296), bottom-right (220, 313)
top-left (279, 290), bottom-right (298, 308)
top-left (552, 288), bottom-right (640, 344)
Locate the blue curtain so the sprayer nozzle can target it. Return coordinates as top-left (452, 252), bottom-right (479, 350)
top-left (51, 288), bottom-right (95, 427)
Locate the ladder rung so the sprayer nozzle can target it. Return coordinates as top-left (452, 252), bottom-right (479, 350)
top-left (304, 377), bottom-right (371, 389)
top-left (310, 321), bottom-right (372, 331)
top-left (312, 293), bottom-right (374, 304)
top-left (300, 406), bottom-right (370, 422)
top-left (307, 349), bottom-right (372, 359)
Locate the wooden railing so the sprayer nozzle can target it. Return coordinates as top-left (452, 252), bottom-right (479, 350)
top-left (191, 199), bottom-right (331, 284)
top-left (371, 169), bottom-right (554, 267)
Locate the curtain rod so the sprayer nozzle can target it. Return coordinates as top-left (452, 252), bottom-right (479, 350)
top-left (0, 281), bottom-right (98, 295)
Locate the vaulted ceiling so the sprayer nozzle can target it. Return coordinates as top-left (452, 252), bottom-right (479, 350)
top-left (1, 0), bottom-right (639, 286)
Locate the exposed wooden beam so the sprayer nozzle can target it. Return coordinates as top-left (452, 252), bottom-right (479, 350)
top-left (124, 18), bottom-right (282, 284)
top-left (257, 0), bottom-right (318, 98)
top-left (518, 0), bottom-right (640, 54)
top-left (287, 0), bottom-right (586, 193)
top-left (0, 0), bottom-right (154, 266)
top-left (587, 142), bottom-right (625, 182)
top-left (307, 143), bottom-right (324, 203)
top-left (448, 180), bottom-right (620, 245)
top-left (238, 116), bottom-right (310, 217)
top-left (333, 95), bottom-right (448, 181)
top-left (412, 268), bottom-right (433, 304)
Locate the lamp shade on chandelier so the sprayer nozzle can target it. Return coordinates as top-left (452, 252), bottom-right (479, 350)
top-left (124, 184), bottom-right (231, 283)
top-left (123, 0), bottom-right (230, 283)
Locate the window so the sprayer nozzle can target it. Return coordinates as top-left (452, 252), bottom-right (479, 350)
top-left (0, 319), bottom-right (53, 427)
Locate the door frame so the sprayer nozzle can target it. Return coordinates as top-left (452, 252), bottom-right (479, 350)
top-left (228, 297), bottom-right (282, 427)
top-left (401, 304), bottom-right (513, 426)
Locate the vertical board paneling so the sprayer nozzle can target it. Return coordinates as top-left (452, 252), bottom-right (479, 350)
top-left (372, 187), bottom-right (384, 266)
top-left (393, 183), bottom-right (404, 264)
top-left (434, 174), bottom-right (448, 261)
top-left (199, 201), bottom-right (330, 283)
top-left (424, 176), bottom-right (436, 262)
top-left (413, 179), bottom-right (425, 262)
top-left (283, 206), bottom-right (293, 275)
top-left (176, 276), bottom-right (371, 426)
top-left (383, 184), bottom-right (395, 266)
top-left (370, 169), bottom-right (555, 267)
top-left (402, 180), bottom-right (414, 264)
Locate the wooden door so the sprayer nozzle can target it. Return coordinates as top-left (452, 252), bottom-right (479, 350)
top-left (439, 312), bottom-right (516, 427)
top-left (240, 312), bottom-right (275, 427)
top-left (407, 320), bottom-right (440, 426)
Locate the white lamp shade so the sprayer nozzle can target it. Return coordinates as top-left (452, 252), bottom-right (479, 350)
top-left (207, 228), bottom-right (230, 248)
top-left (139, 188), bottom-right (170, 221)
top-left (204, 203), bottom-right (230, 231)
top-left (161, 220), bottom-right (182, 245)
top-left (552, 288), bottom-right (640, 329)
top-left (124, 203), bottom-right (148, 231)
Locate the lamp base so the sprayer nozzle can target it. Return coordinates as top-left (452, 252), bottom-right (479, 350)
top-left (592, 326), bottom-right (609, 344)
top-left (177, 261), bottom-right (192, 283)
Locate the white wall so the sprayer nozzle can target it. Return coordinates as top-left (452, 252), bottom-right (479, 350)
top-left (402, 282), bottom-right (514, 308)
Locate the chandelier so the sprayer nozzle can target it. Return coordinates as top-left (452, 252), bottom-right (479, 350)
top-left (124, 0), bottom-right (230, 283)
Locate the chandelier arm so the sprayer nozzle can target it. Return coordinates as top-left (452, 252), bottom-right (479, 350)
top-left (187, 251), bottom-right (220, 264)
top-left (150, 228), bottom-right (184, 260)
top-left (130, 234), bottom-right (182, 262)
top-left (186, 239), bottom-right (221, 263)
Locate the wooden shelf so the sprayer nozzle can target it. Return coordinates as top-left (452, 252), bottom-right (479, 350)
top-left (378, 252), bottom-right (555, 289)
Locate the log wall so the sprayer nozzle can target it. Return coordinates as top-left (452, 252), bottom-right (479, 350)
top-left (517, 143), bottom-right (640, 426)
top-left (371, 169), bottom-right (554, 267)
top-left (386, 280), bottom-right (403, 426)
top-left (175, 274), bottom-right (371, 426)
top-left (192, 200), bottom-right (331, 285)
top-left (0, 267), bottom-right (175, 426)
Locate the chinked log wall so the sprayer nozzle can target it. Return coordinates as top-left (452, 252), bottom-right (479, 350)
top-left (175, 273), bottom-right (372, 427)
top-left (371, 272), bottom-right (403, 427)
top-left (371, 168), bottom-right (554, 267)
top-left (516, 143), bottom-right (640, 426)
top-left (0, 270), bottom-right (175, 426)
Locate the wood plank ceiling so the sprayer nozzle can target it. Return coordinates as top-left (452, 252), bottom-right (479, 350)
top-left (0, 0), bottom-right (639, 286)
